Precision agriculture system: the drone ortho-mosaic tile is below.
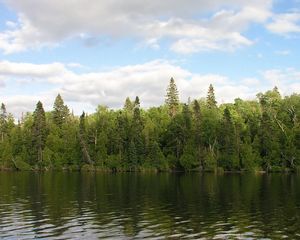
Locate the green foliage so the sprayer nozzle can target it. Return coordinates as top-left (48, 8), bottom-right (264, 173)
top-left (218, 107), bottom-right (239, 170)
top-left (14, 157), bottom-right (32, 171)
top-left (180, 143), bottom-right (197, 170)
top-left (203, 148), bottom-right (217, 171)
top-left (206, 84), bottom-right (217, 108)
top-left (165, 77), bottom-right (179, 117)
top-left (0, 103), bottom-right (8, 143)
top-left (32, 101), bottom-right (48, 166)
top-left (146, 141), bottom-right (167, 170)
top-left (0, 86), bottom-right (299, 172)
top-left (52, 94), bottom-right (70, 128)
top-left (106, 155), bottom-right (121, 171)
top-left (124, 97), bottom-right (134, 113)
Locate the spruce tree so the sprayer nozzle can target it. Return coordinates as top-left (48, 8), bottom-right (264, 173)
top-left (32, 101), bottom-right (47, 165)
top-left (134, 96), bottom-right (140, 108)
top-left (52, 94), bottom-right (69, 127)
top-left (182, 104), bottom-right (192, 138)
top-left (132, 96), bottom-right (144, 165)
top-left (218, 107), bottom-right (239, 170)
top-left (165, 77), bottom-right (179, 117)
top-left (206, 84), bottom-right (217, 108)
top-left (78, 112), bottom-right (93, 165)
top-left (0, 103), bottom-right (7, 142)
top-left (124, 97), bottom-right (134, 113)
top-left (79, 112), bottom-right (86, 135)
top-left (193, 100), bottom-right (203, 168)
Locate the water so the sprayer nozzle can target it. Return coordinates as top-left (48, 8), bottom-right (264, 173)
top-left (0, 172), bottom-right (300, 239)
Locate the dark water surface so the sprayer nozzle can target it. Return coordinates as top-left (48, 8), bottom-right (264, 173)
top-left (0, 172), bottom-right (300, 239)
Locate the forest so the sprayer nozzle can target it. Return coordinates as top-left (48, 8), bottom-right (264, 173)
top-left (0, 78), bottom-right (299, 172)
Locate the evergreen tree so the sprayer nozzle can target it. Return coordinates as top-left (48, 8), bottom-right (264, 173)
top-left (46, 94), bottom-right (71, 167)
top-left (113, 112), bottom-right (130, 164)
top-left (124, 97), bottom-right (134, 113)
top-left (182, 104), bottom-right (192, 132)
top-left (32, 101), bottom-right (47, 165)
top-left (132, 96), bottom-right (144, 165)
top-left (165, 77), bottom-right (179, 117)
top-left (52, 94), bottom-right (69, 127)
top-left (193, 100), bottom-right (203, 169)
top-left (0, 86), bottom-right (299, 172)
top-left (162, 114), bottom-right (186, 169)
top-left (0, 103), bottom-right (7, 142)
top-left (134, 96), bottom-right (140, 109)
top-left (206, 84), bottom-right (217, 108)
top-left (79, 112), bottom-right (93, 165)
top-left (218, 107), bottom-right (239, 170)
top-left (182, 104), bottom-right (192, 147)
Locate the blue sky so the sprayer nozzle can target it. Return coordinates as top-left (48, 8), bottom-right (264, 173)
top-left (0, 0), bottom-right (299, 117)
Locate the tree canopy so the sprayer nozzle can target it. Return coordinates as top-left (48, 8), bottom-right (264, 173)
top-left (0, 82), bottom-right (299, 172)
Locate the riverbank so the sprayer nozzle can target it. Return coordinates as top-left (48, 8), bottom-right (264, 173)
top-left (1, 163), bottom-right (299, 174)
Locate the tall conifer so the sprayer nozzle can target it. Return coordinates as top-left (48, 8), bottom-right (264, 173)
top-left (165, 77), bottom-right (179, 117)
top-left (53, 94), bottom-right (69, 127)
top-left (32, 101), bottom-right (47, 165)
top-left (206, 84), bottom-right (217, 108)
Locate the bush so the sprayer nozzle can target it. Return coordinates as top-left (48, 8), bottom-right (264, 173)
top-left (179, 153), bottom-right (196, 171)
top-left (14, 157), bottom-right (32, 171)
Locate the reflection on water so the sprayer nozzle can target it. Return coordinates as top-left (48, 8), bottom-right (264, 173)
top-left (0, 172), bottom-right (300, 239)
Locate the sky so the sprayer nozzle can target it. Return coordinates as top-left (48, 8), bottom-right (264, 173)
top-left (0, 0), bottom-right (300, 118)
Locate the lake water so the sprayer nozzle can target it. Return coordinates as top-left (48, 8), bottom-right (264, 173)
top-left (0, 172), bottom-right (300, 239)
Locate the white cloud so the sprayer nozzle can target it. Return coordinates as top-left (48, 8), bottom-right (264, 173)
top-left (267, 12), bottom-right (300, 35)
top-left (262, 68), bottom-right (300, 94)
top-left (3, 95), bottom-right (50, 118)
top-left (242, 77), bottom-right (261, 86)
top-left (0, 59), bottom-right (252, 117)
top-left (0, 61), bottom-right (67, 78)
top-left (0, 0), bottom-right (272, 54)
top-left (1, 60), bottom-right (299, 118)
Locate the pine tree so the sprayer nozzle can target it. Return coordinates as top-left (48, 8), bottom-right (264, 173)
top-left (183, 103), bottom-right (191, 125)
top-left (124, 97), bottom-right (134, 113)
top-left (32, 101), bottom-right (47, 165)
top-left (79, 112), bottom-right (93, 165)
top-left (193, 100), bottom-right (203, 168)
top-left (206, 84), bottom-right (217, 108)
top-left (0, 103), bottom-right (7, 142)
top-left (52, 94), bottom-right (70, 127)
top-left (132, 96), bottom-right (144, 165)
top-left (133, 97), bottom-right (142, 125)
top-left (165, 77), bottom-right (179, 117)
top-left (79, 112), bottom-right (86, 135)
top-left (218, 107), bottom-right (239, 170)
top-left (182, 104), bottom-right (192, 142)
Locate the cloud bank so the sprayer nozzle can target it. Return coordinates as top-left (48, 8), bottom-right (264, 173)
top-left (1, 60), bottom-right (299, 118)
top-left (0, 0), bottom-right (274, 54)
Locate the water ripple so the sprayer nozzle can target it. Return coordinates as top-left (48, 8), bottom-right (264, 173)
top-left (1, 172), bottom-right (300, 239)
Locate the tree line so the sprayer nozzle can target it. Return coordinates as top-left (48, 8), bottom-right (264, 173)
top-left (0, 78), bottom-right (299, 172)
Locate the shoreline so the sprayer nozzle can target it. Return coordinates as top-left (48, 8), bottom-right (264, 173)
top-left (0, 166), bottom-right (297, 174)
